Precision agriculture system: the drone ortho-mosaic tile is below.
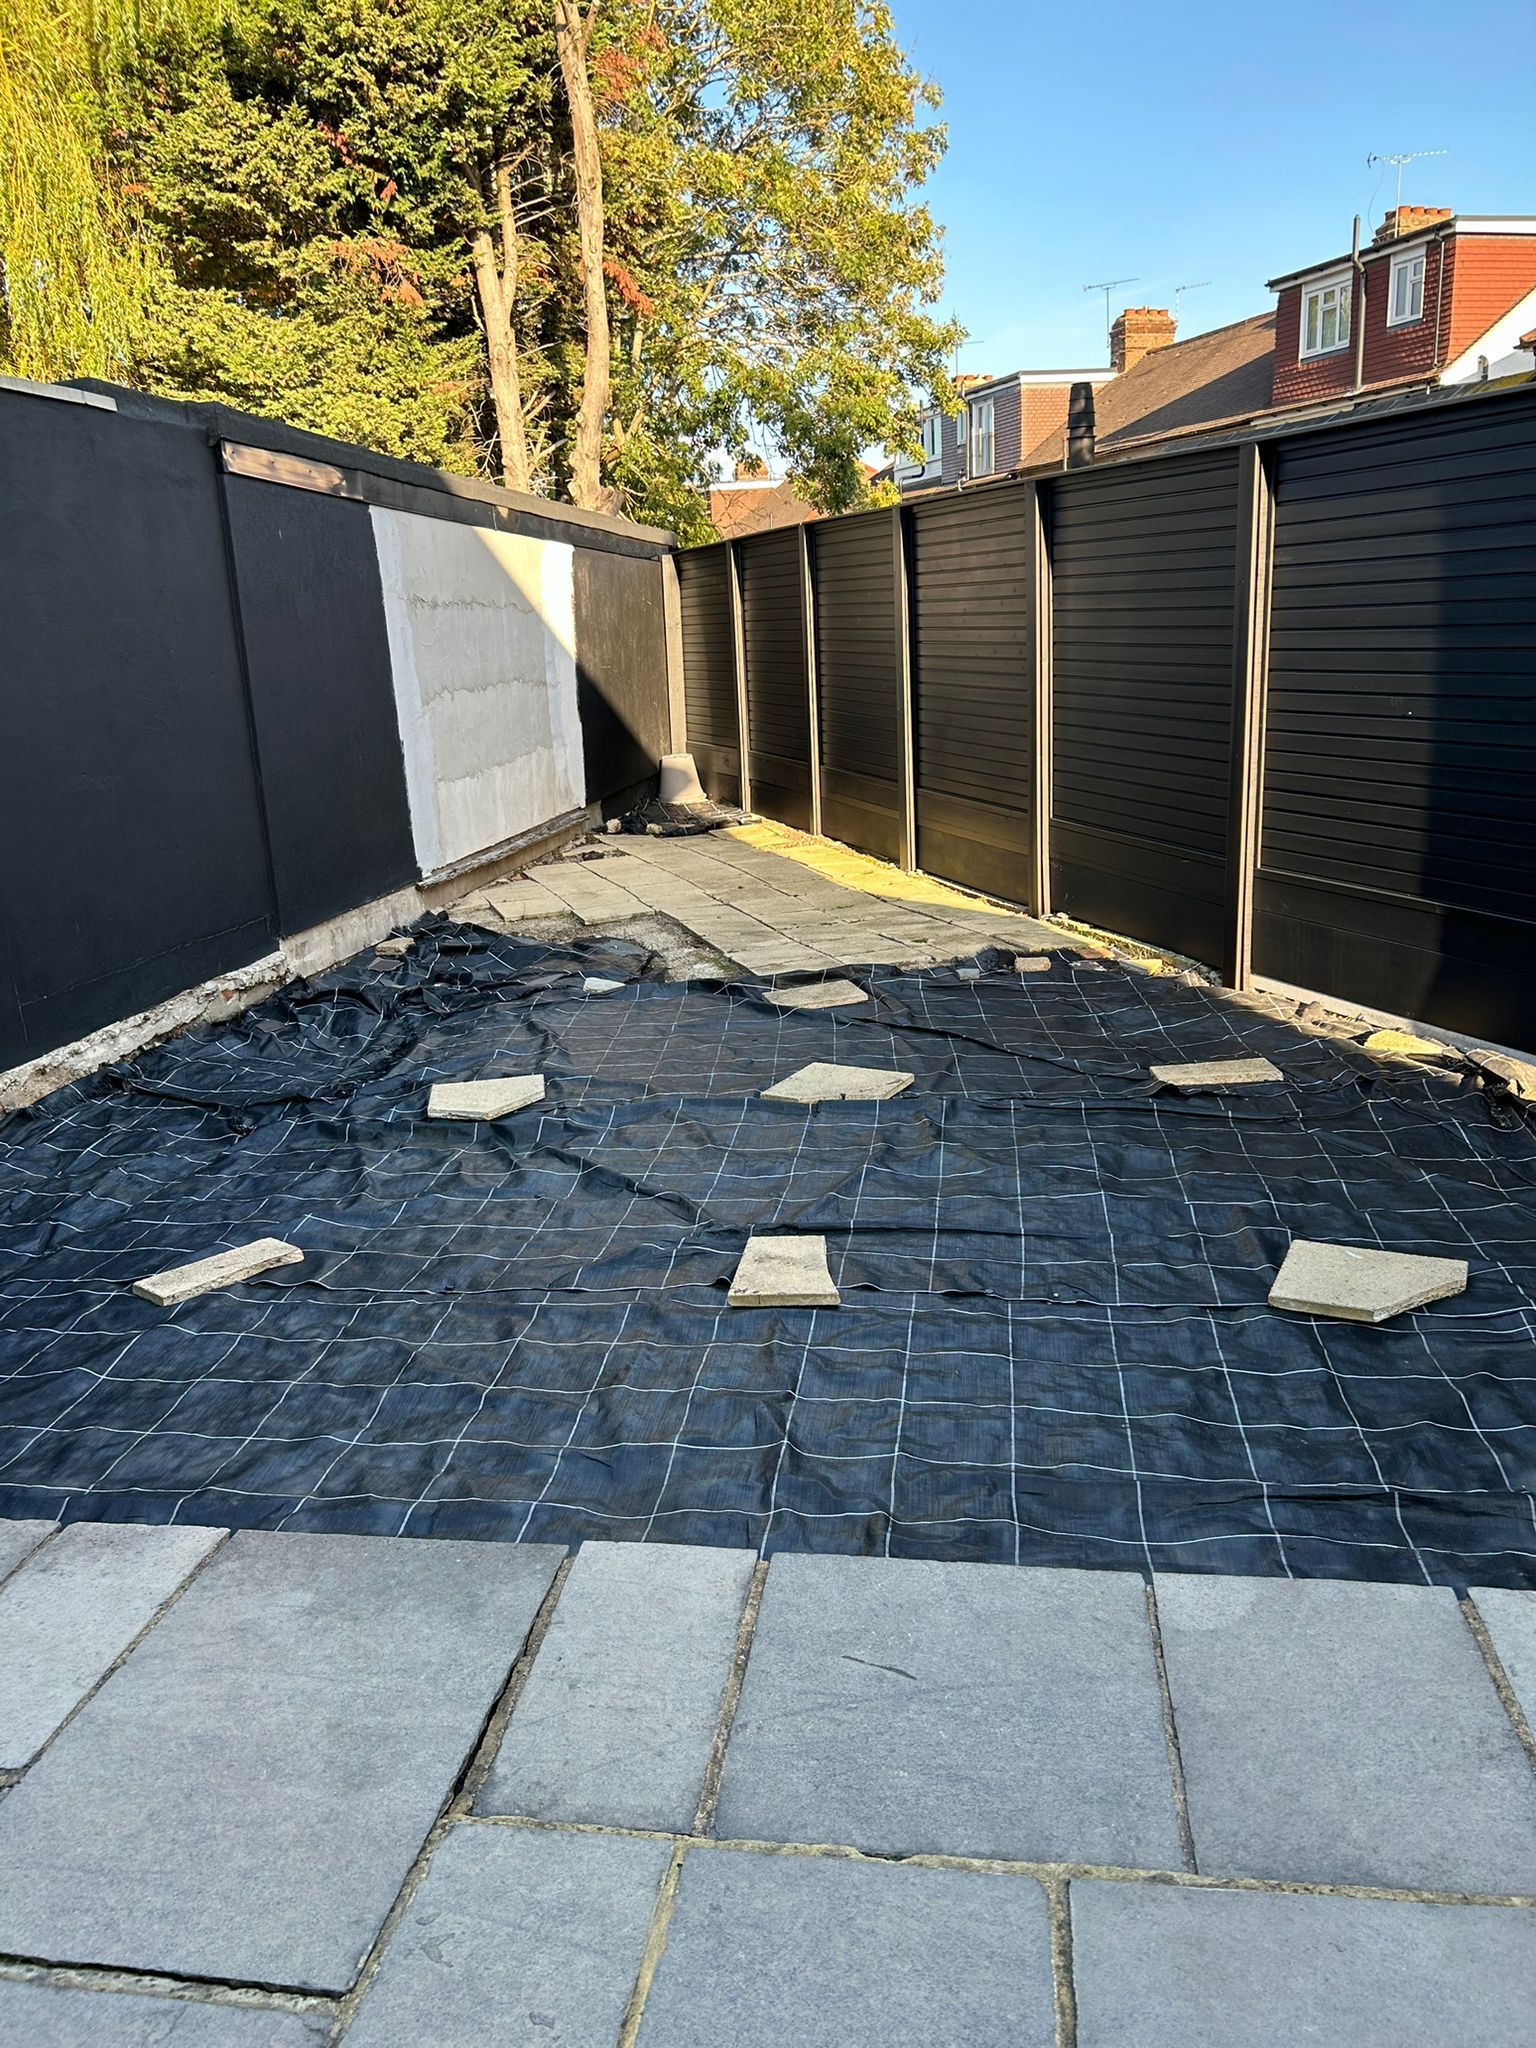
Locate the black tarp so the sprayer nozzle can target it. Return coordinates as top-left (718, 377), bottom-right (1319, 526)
top-left (3, 923), bottom-right (1534, 1587)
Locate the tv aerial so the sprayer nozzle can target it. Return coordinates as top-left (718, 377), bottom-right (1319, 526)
top-left (1366, 149), bottom-right (1448, 216)
top-left (1174, 281), bottom-right (1211, 328)
top-left (1083, 277), bottom-right (1138, 347)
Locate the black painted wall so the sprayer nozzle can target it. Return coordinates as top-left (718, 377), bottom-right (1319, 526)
top-left (223, 478), bottom-right (416, 933)
top-left (0, 382), bottom-right (676, 1075)
top-left (573, 546), bottom-right (669, 806)
top-left (0, 391), bottom-right (275, 1070)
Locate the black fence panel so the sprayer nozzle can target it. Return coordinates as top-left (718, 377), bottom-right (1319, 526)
top-left (677, 543), bottom-right (739, 802)
top-left (573, 545), bottom-right (670, 807)
top-left (0, 391), bottom-right (275, 1068)
top-left (813, 509), bottom-right (901, 862)
top-left (224, 478), bottom-right (416, 935)
top-left (739, 528), bottom-right (813, 829)
top-left (1254, 393), bottom-right (1536, 1046)
top-left (1050, 448), bottom-right (1240, 963)
top-left (911, 487), bottom-right (1033, 901)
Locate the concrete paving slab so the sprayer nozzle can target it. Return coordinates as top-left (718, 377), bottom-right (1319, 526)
top-left (0, 1980), bottom-right (329, 2046)
top-left (0, 1517), bottom-right (55, 1583)
top-left (133, 1239), bottom-right (304, 1306)
top-left (713, 1555), bottom-right (1181, 1867)
top-left (1469, 1587), bottom-right (1536, 1731)
top-left (1017, 956), bottom-right (1053, 972)
top-left (0, 1519), bottom-right (225, 1768)
top-left (728, 1236), bottom-right (840, 1309)
top-left (1155, 1573), bottom-right (1536, 1891)
top-left (1268, 1239), bottom-right (1467, 1323)
top-left (343, 1824), bottom-right (669, 2048)
top-left (481, 878), bottom-right (567, 920)
top-left (480, 1540), bottom-right (754, 1830)
top-left (760, 1062), bottom-right (914, 1104)
top-left (1148, 1057), bottom-right (1283, 1088)
top-left (1071, 1879), bottom-right (1536, 2048)
top-left (763, 979), bottom-right (869, 1010)
top-left (373, 936), bottom-right (413, 957)
top-left (0, 1530), bottom-right (563, 1992)
top-left (634, 1846), bottom-right (1054, 2048)
top-left (426, 1075), bottom-right (545, 1120)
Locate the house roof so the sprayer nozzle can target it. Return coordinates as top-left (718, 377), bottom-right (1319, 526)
top-left (1023, 313), bottom-right (1276, 469)
top-left (708, 476), bottom-right (819, 539)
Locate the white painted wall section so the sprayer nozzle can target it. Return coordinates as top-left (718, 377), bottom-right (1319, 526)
top-left (372, 508), bottom-right (585, 875)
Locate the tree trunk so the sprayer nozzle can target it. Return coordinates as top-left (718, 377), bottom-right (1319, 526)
top-left (555, 0), bottom-right (611, 510)
top-left (470, 205), bottom-right (532, 493)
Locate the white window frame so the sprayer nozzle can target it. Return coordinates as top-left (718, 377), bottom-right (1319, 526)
top-left (1387, 248), bottom-right (1426, 327)
top-left (1299, 271), bottom-right (1352, 359)
top-left (968, 395), bottom-right (995, 476)
top-left (918, 410), bottom-right (941, 462)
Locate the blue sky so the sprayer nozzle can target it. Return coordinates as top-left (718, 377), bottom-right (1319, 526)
top-left (891, 0), bottom-right (1535, 373)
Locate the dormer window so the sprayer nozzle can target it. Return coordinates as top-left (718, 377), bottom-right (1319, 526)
top-left (1300, 273), bottom-right (1351, 358)
top-left (1388, 249), bottom-right (1426, 326)
top-left (919, 411), bottom-right (941, 462)
top-left (968, 396), bottom-right (995, 476)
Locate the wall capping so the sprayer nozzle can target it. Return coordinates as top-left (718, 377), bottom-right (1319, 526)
top-left (220, 441), bottom-right (672, 560)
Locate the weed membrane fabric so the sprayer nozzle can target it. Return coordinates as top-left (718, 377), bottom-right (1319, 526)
top-left (3, 921), bottom-right (1535, 1587)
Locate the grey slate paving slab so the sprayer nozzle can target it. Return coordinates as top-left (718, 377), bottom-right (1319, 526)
top-left (633, 1844), bottom-right (1054, 2048)
top-left (0, 1980), bottom-right (328, 2046)
top-left (480, 1540), bottom-right (754, 1830)
top-left (343, 1824), bottom-right (669, 2048)
top-left (0, 1530), bottom-right (562, 1993)
top-left (713, 1554), bottom-right (1181, 1866)
top-left (1470, 1587), bottom-right (1536, 1730)
top-left (0, 1517), bottom-right (55, 1583)
top-left (1155, 1573), bottom-right (1536, 1891)
top-left (1071, 1879), bottom-right (1536, 2048)
top-left (0, 1519), bottom-right (225, 1768)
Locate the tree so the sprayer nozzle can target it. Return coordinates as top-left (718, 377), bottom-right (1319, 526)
top-left (124, 0), bottom-right (550, 476)
top-left (0, 0), bottom-right (216, 380)
top-left (565, 0), bottom-right (961, 532)
top-left (554, 0), bottom-right (612, 510)
top-left (25, 0), bottom-right (959, 530)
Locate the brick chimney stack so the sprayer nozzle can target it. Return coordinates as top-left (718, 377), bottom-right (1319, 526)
top-left (1110, 306), bottom-right (1176, 374)
top-left (733, 454), bottom-right (769, 480)
top-left (1373, 205), bottom-right (1452, 245)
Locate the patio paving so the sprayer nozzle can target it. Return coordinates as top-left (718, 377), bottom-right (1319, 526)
top-left (0, 1520), bottom-right (1533, 2043)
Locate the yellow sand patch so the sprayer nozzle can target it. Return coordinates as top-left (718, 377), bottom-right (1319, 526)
top-left (727, 822), bottom-right (1019, 917)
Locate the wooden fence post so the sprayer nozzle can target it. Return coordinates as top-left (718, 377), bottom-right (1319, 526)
top-left (727, 539), bottom-right (752, 814)
top-left (1223, 441), bottom-right (1276, 990)
top-left (1026, 481), bottom-right (1054, 919)
top-left (893, 503), bottom-right (917, 871)
top-left (798, 522), bottom-right (823, 837)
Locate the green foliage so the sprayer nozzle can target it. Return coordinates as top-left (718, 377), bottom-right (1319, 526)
top-left (6, 0), bottom-right (959, 528)
top-left (598, 0), bottom-right (960, 526)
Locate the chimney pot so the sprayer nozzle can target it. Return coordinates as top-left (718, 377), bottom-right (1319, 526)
top-left (1109, 306), bottom-right (1176, 374)
top-left (1372, 204), bottom-right (1453, 245)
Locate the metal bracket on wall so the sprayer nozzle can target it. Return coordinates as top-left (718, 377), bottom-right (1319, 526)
top-left (799, 524), bottom-right (824, 838)
top-left (1025, 482), bottom-right (1054, 919)
top-left (1223, 441), bottom-right (1276, 990)
top-left (893, 505), bottom-right (917, 872)
top-left (726, 540), bottom-right (753, 815)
